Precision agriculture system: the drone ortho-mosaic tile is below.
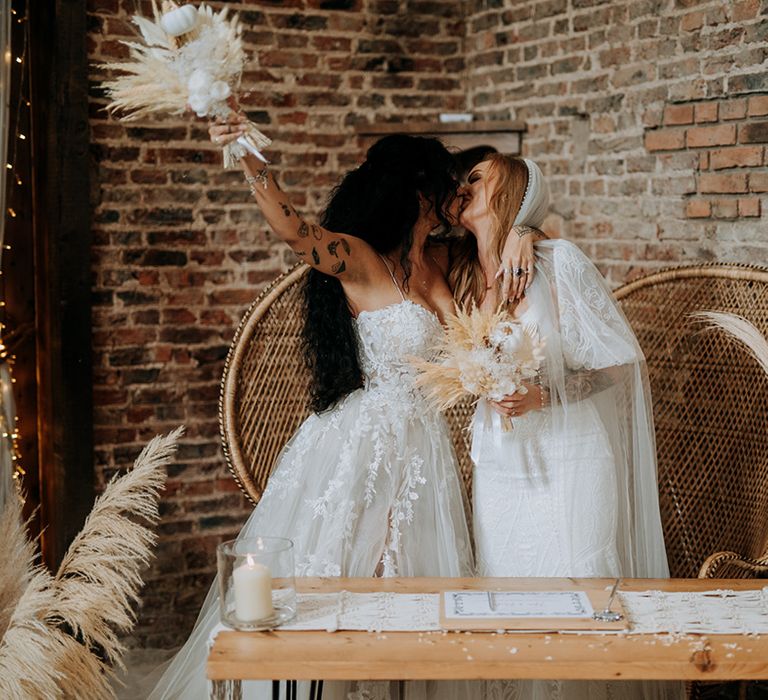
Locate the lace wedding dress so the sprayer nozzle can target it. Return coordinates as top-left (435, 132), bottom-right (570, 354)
top-left (472, 240), bottom-right (683, 700)
top-left (146, 265), bottom-right (475, 700)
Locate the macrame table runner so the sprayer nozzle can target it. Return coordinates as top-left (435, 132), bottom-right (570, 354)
top-left (211, 588), bottom-right (768, 641)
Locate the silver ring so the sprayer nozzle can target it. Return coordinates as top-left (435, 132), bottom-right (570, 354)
top-left (513, 267), bottom-right (526, 277)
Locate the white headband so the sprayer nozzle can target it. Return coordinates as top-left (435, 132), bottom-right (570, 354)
top-left (513, 158), bottom-right (550, 228)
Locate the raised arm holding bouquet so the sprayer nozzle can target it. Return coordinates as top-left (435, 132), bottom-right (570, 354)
top-left (103, 0), bottom-right (270, 166)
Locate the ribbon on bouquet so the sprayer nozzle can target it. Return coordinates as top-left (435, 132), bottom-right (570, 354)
top-left (470, 399), bottom-right (525, 467)
top-left (206, 102), bottom-right (272, 168)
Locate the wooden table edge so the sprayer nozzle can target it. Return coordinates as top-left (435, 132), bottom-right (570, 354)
top-left (208, 577), bottom-right (768, 682)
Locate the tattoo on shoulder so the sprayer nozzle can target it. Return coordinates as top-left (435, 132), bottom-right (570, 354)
top-left (311, 247), bottom-right (320, 265)
top-left (311, 224), bottom-right (323, 241)
top-left (297, 221), bottom-right (309, 238)
top-left (332, 260), bottom-right (346, 275)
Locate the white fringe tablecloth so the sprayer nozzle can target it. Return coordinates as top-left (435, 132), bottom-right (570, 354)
top-left (210, 588), bottom-right (768, 642)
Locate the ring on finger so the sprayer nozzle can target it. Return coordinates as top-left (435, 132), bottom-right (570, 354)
top-left (513, 267), bottom-right (526, 277)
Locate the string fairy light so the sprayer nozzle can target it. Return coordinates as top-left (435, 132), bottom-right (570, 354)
top-left (1, 0), bottom-right (32, 495)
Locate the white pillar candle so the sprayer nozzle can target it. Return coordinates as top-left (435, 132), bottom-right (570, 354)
top-left (233, 555), bottom-right (274, 622)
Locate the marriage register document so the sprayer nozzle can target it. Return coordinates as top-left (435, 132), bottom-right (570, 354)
top-left (440, 589), bottom-right (626, 631)
top-left (445, 591), bottom-right (594, 618)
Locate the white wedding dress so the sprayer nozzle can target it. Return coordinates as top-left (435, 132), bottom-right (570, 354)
top-left (146, 267), bottom-right (475, 699)
top-left (472, 239), bottom-right (682, 700)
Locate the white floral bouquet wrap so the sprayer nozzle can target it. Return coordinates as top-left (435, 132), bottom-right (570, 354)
top-left (413, 305), bottom-right (546, 429)
top-left (102, 0), bottom-right (270, 167)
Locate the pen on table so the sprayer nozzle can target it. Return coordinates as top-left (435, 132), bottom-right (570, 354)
top-left (605, 578), bottom-right (620, 612)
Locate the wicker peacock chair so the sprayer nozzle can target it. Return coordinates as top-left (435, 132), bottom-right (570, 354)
top-left (220, 261), bottom-right (768, 581)
top-left (615, 262), bottom-right (768, 580)
top-left (218, 263), bottom-right (475, 508)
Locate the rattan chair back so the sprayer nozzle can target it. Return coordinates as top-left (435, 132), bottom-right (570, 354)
top-left (221, 262), bottom-right (768, 578)
top-left (615, 264), bottom-right (768, 578)
top-left (219, 264), bottom-right (475, 507)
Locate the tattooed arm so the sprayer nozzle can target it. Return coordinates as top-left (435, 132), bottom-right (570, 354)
top-left (491, 365), bottom-right (621, 418)
top-left (542, 364), bottom-right (624, 408)
top-left (242, 157), bottom-right (371, 278)
top-left (209, 119), bottom-right (380, 282)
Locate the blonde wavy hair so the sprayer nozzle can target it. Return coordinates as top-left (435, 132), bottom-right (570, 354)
top-left (449, 154), bottom-right (529, 309)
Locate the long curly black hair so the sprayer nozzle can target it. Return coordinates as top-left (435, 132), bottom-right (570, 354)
top-left (303, 134), bottom-right (459, 413)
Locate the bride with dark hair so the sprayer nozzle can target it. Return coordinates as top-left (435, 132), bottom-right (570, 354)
top-left (145, 119), bottom-right (514, 698)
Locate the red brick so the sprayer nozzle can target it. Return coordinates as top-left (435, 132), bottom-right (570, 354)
top-left (732, 0), bottom-right (760, 21)
top-left (709, 146), bottom-right (764, 170)
top-left (680, 10), bottom-right (705, 31)
top-left (739, 121), bottom-right (768, 144)
top-left (686, 124), bottom-right (737, 147)
top-left (699, 152), bottom-right (710, 170)
top-left (719, 98), bottom-right (747, 121)
top-left (663, 104), bottom-right (694, 125)
top-left (747, 95), bottom-right (768, 117)
top-left (750, 173), bottom-right (768, 192)
top-left (711, 198), bottom-right (738, 218)
top-left (645, 129), bottom-right (686, 151)
top-left (738, 197), bottom-right (762, 217)
top-left (686, 199), bottom-right (711, 218)
top-left (698, 172), bottom-right (749, 193)
top-left (642, 107), bottom-right (663, 128)
top-left (694, 102), bottom-right (719, 123)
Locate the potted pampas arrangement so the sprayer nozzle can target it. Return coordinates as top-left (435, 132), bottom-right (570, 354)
top-left (0, 427), bottom-right (183, 699)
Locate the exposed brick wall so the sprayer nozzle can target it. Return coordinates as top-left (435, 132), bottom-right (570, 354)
top-left (646, 96), bottom-right (767, 221)
top-left (88, 0), bottom-right (766, 647)
top-left (464, 0), bottom-right (768, 285)
top-left (87, 0), bottom-right (466, 647)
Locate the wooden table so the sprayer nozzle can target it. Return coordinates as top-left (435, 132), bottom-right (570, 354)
top-left (208, 577), bottom-right (768, 695)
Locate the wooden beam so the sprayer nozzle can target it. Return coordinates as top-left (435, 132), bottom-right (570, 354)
top-left (355, 121), bottom-right (527, 156)
top-left (354, 120), bottom-right (527, 136)
top-left (29, 0), bottom-right (94, 568)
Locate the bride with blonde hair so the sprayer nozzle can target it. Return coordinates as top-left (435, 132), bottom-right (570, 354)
top-left (453, 154), bottom-right (683, 700)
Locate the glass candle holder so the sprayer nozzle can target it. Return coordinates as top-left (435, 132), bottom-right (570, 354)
top-left (217, 536), bottom-right (296, 631)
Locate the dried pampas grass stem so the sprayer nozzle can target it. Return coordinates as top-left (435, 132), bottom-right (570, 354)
top-left (0, 426), bottom-right (184, 700)
top-left (692, 311), bottom-right (768, 376)
top-left (412, 303), bottom-right (546, 410)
